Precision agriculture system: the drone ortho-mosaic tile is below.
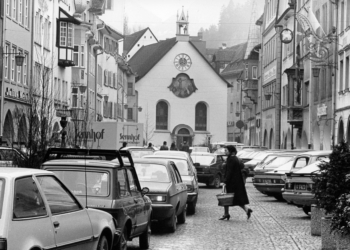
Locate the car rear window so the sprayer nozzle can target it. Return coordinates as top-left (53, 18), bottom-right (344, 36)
top-left (135, 163), bottom-right (170, 182)
top-left (191, 155), bottom-right (215, 165)
top-left (265, 156), bottom-right (294, 169)
top-left (0, 179), bottom-right (3, 218)
top-left (52, 170), bottom-right (109, 197)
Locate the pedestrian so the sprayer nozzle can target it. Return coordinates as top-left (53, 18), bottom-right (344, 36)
top-left (147, 142), bottom-right (153, 149)
top-left (120, 142), bottom-right (127, 150)
top-left (219, 145), bottom-right (252, 221)
top-left (160, 141), bottom-right (169, 150)
top-left (181, 141), bottom-right (190, 153)
top-left (170, 142), bottom-right (178, 151)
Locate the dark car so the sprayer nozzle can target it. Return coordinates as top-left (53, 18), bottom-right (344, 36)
top-left (0, 146), bottom-right (28, 167)
top-left (143, 154), bottom-right (199, 214)
top-left (42, 148), bottom-right (152, 250)
top-left (133, 158), bottom-right (188, 233)
top-left (191, 153), bottom-right (226, 188)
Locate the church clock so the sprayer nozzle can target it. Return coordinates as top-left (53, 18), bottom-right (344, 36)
top-left (174, 53), bottom-right (192, 71)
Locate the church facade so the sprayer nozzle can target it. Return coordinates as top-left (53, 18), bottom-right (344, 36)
top-left (129, 10), bottom-right (229, 148)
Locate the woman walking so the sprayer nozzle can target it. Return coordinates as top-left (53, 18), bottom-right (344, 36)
top-left (170, 142), bottom-right (178, 151)
top-left (219, 145), bottom-right (252, 221)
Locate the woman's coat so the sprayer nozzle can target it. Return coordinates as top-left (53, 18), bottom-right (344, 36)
top-left (224, 155), bottom-right (249, 206)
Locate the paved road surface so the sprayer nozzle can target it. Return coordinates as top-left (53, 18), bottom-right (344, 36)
top-left (128, 178), bottom-right (321, 250)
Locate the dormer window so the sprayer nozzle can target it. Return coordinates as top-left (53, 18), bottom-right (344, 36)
top-left (56, 8), bottom-right (81, 67)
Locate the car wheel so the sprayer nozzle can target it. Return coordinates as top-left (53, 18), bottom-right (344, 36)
top-left (303, 206), bottom-right (311, 216)
top-left (166, 212), bottom-right (177, 233)
top-left (97, 235), bottom-right (109, 250)
top-left (177, 205), bottom-right (187, 224)
top-left (117, 226), bottom-right (128, 250)
top-left (213, 174), bottom-right (221, 188)
top-left (139, 223), bottom-right (151, 249)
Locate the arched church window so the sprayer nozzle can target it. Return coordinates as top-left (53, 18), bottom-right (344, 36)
top-left (156, 101), bottom-right (168, 130)
top-left (195, 102), bottom-right (207, 131)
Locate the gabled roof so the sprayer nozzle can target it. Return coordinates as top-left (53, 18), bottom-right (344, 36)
top-left (124, 28), bottom-right (159, 54)
top-left (220, 43), bottom-right (248, 76)
top-left (128, 38), bottom-right (177, 81)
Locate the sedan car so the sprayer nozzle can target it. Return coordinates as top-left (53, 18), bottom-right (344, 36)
top-left (42, 148), bottom-right (152, 250)
top-left (0, 168), bottom-right (119, 250)
top-left (282, 151), bottom-right (331, 215)
top-left (134, 158), bottom-right (188, 233)
top-left (143, 154), bottom-right (199, 214)
top-left (191, 153), bottom-right (226, 188)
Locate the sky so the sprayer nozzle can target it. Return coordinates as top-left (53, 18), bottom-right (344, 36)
top-left (124, 0), bottom-right (243, 40)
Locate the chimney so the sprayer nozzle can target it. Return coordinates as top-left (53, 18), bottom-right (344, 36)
top-left (198, 32), bottom-right (203, 40)
top-left (222, 43), bottom-right (227, 50)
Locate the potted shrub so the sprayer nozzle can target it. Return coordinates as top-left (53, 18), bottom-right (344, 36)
top-left (312, 141), bottom-right (350, 249)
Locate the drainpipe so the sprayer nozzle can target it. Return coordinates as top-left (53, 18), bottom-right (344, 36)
top-left (332, 1), bottom-right (339, 148)
top-left (0, 4), bottom-right (8, 140)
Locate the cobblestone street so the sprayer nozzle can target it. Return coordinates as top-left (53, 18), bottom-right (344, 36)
top-left (128, 178), bottom-right (321, 250)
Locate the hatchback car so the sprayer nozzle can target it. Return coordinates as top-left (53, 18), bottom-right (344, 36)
top-left (133, 158), bottom-right (188, 233)
top-left (0, 168), bottom-right (119, 250)
top-left (282, 151), bottom-right (331, 215)
top-left (143, 155), bottom-right (199, 214)
top-left (42, 148), bottom-right (152, 250)
top-left (191, 153), bottom-right (226, 188)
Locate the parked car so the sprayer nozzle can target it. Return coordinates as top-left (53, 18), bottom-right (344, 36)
top-left (282, 150), bottom-right (331, 215)
top-left (42, 148), bottom-right (152, 249)
top-left (191, 152), bottom-right (226, 188)
top-left (0, 167), bottom-right (120, 250)
top-left (189, 146), bottom-right (210, 154)
top-left (133, 158), bottom-right (188, 233)
top-left (0, 146), bottom-right (28, 167)
top-left (244, 150), bottom-right (280, 176)
top-left (153, 150), bottom-right (197, 176)
top-left (143, 154), bottom-right (199, 214)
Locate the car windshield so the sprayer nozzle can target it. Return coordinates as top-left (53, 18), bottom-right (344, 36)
top-left (135, 163), bottom-right (170, 182)
top-left (130, 150), bottom-right (154, 158)
top-left (274, 160), bottom-right (294, 171)
top-left (261, 155), bottom-right (277, 164)
top-left (52, 170), bottom-right (109, 197)
top-left (265, 156), bottom-right (294, 169)
top-left (0, 179), bottom-right (3, 218)
top-left (253, 152), bottom-right (271, 161)
top-left (192, 155), bottom-right (215, 165)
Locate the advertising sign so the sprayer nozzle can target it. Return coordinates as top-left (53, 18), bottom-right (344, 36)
top-left (76, 122), bottom-right (143, 149)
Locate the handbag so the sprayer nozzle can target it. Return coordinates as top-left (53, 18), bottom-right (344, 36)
top-left (216, 185), bottom-right (234, 206)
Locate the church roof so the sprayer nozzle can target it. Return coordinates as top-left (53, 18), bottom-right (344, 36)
top-left (124, 28), bottom-right (158, 54)
top-left (129, 38), bottom-right (177, 81)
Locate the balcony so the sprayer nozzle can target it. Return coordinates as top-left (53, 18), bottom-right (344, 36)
top-left (287, 106), bottom-right (303, 128)
top-left (242, 79), bottom-right (258, 104)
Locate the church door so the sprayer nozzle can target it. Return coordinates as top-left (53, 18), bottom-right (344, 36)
top-left (176, 128), bottom-right (192, 148)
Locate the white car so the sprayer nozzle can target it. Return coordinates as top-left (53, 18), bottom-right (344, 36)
top-left (0, 168), bottom-right (120, 250)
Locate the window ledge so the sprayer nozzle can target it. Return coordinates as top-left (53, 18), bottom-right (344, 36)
top-left (154, 130), bottom-right (170, 133)
top-left (194, 131), bottom-right (209, 134)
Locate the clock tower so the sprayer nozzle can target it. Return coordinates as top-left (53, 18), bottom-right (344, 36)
top-left (176, 7), bottom-right (189, 42)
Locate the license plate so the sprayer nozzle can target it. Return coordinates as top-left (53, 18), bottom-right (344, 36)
top-left (295, 184), bottom-right (306, 190)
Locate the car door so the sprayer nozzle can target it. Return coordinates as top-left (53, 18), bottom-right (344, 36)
top-left (117, 169), bottom-right (137, 236)
top-left (126, 168), bottom-right (147, 235)
top-left (36, 175), bottom-right (94, 250)
top-left (170, 163), bottom-right (187, 213)
top-left (9, 176), bottom-right (56, 250)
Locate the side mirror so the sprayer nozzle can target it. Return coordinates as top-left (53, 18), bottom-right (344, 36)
top-left (194, 163), bottom-right (200, 167)
top-left (141, 187), bottom-right (149, 196)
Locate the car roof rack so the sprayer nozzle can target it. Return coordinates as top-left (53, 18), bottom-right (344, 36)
top-left (43, 148), bottom-right (133, 167)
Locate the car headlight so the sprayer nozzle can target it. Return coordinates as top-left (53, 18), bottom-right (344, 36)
top-left (150, 195), bottom-right (166, 202)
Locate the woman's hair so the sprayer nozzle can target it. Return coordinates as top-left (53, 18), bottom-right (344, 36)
top-left (225, 145), bottom-right (237, 155)
top-left (170, 142), bottom-right (176, 148)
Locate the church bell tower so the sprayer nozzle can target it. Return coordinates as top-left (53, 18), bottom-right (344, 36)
top-left (176, 7), bottom-right (189, 42)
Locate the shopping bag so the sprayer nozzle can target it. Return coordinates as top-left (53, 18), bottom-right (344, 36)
top-left (216, 185), bottom-right (234, 206)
